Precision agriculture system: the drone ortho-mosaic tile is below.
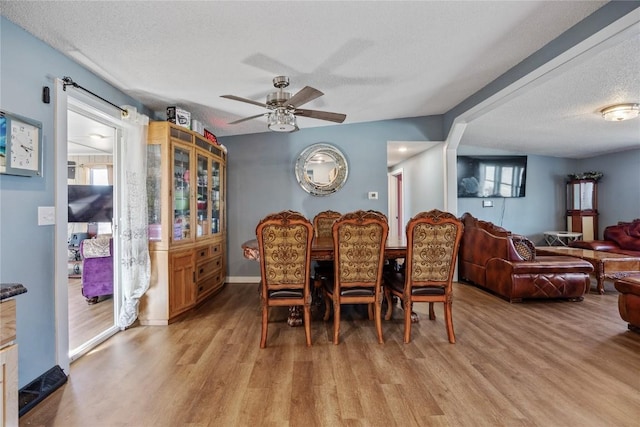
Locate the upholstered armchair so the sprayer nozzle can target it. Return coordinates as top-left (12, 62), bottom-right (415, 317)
top-left (80, 237), bottom-right (113, 304)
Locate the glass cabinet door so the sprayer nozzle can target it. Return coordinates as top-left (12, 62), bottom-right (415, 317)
top-left (173, 145), bottom-right (191, 241)
top-left (147, 144), bottom-right (162, 241)
top-left (196, 153), bottom-right (210, 238)
top-left (211, 160), bottom-right (221, 234)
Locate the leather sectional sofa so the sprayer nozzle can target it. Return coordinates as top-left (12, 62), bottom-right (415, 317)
top-left (459, 213), bottom-right (593, 302)
top-left (569, 219), bottom-right (640, 257)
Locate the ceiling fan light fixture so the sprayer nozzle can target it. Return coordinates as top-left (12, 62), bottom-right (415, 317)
top-left (600, 103), bottom-right (639, 122)
top-left (268, 109), bottom-right (297, 132)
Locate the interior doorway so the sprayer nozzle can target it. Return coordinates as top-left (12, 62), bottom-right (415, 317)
top-left (388, 168), bottom-right (404, 240)
top-left (67, 108), bottom-right (116, 355)
top-left (55, 83), bottom-right (124, 368)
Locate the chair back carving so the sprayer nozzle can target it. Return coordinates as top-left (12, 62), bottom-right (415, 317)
top-left (406, 209), bottom-right (463, 290)
top-left (313, 210), bottom-right (342, 238)
top-left (333, 210), bottom-right (389, 288)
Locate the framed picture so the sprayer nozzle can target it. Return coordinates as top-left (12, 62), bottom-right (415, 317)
top-left (0, 110), bottom-right (43, 177)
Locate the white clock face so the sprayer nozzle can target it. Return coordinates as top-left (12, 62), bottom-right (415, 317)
top-left (10, 120), bottom-right (39, 171)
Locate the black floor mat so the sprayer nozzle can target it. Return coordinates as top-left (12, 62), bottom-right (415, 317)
top-left (19, 365), bottom-right (67, 417)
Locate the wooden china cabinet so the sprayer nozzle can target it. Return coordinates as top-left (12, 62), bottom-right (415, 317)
top-left (139, 122), bottom-right (226, 325)
top-left (566, 178), bottom-right (598, 241)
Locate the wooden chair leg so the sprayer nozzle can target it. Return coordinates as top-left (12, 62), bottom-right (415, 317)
top-left (403, 300), bottom-right (413, 344)
top-left (333, 297), bottom-right (341, 344)
top-left (429, 302), bottom-right (436, 320)
top-left (368, 303), bottom-right (374, 320)
top-left (303, 303), bottom-right (312, 347)
top-left (444, 301), bottom-right (455, 344)
top-left (260, 305), bottom-right (269, 348)
top-left (323, 291), bottom-right (332, 321)
top-left (384, 288), bottom-right (393, 320)
top-left (375, 300), bottom-right (384, 344)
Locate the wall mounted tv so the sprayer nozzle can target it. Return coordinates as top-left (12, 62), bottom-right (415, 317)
top-left (457, 155), bottom-right (527, 198)
top-left (68, 184), bottom-right (113, 223)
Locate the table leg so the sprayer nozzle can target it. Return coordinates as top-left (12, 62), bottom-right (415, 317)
top-left (595, 260), bottom-right (606, 294)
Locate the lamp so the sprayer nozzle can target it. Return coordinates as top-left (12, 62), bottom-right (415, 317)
top-left (600, 103), bottom-right (639, 122)
top-left (267, 108), bottom-right (298, 132)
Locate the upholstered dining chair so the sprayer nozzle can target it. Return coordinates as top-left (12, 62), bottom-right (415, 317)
top-left (323, 210), bottom-right (389, 344)
top-left (256, 210), bottom-right (314, 348)
top-left (311, 210), bottom-right (342, 292)
top-left (384, 209), bottom-right (463, 344)
top-left (313, 210), bottom-right (342, 239)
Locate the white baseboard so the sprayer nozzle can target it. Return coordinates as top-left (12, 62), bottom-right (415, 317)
top-left (226, 276), bottom-right (260, 284)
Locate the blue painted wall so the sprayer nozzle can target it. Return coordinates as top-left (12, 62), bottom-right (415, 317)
top-left (2, 2), bottom-right (638, 391)
top-left (456, 145), bottom-right (640, 244)
top-left (0, 18), bottom-right (147, 387)
top-left (580, 148), bottom-right (640, 230)
top-left (222, 116), bottom-right (443, 278)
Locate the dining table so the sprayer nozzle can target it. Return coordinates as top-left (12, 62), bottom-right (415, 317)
top-left (241, 236), bottom-right (418, 325)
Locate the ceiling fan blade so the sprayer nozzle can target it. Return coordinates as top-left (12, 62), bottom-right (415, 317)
top-left (228, 114), bottom-right (265, 125)
top-left (221, 95), bottom-right (267, 108)
top-left (295, 109), bottom-right (346, 123)
top-left (284, 86), bottom-right (324, 108)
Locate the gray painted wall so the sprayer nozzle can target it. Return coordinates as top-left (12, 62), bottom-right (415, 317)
top-left (0, 18), bottom-right (147, 387)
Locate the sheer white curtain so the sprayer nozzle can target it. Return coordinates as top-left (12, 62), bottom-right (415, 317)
top-left (118, 106), bottom-right (151, 328)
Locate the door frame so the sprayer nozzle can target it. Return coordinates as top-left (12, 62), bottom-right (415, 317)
top-left (54, 79), bottom-right (124, 371)
top-left (388, 167), bottom-right (404, 240)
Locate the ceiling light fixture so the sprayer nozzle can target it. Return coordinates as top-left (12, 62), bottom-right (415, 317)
top-left (600, 103), bottom-right (639, 122)
top-left (267, 108), bottom-right (298, 132)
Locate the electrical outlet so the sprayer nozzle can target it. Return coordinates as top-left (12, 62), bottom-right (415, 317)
top-left (368, 191), bottom-right (378, 200)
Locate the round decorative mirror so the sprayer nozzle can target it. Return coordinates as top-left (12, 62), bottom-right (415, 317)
top-left (295, 143), bottom-right (349, 196)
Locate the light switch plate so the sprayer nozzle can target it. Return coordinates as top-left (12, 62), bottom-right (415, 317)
top-left (482, 200), bottom-right (493, 208)
top-left (368, 191), bottom-right (378, 200)
top-left (38, 206), bottom-right (55, 225)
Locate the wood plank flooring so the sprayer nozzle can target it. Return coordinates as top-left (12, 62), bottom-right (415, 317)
top-left (21, 280), bottom-right (640, 427)
top-left (68, 278), bottom-right (113, 351)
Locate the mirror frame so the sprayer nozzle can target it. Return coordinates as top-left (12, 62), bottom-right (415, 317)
top-left (295, 143), bottom-right (349, 196)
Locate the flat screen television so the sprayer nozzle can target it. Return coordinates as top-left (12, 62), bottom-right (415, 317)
top-left (68, 184), bottom-right (113, 223)
top-left (457, 155), bottom-right (527, 198)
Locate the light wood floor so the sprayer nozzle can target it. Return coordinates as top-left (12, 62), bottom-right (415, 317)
top-left (22, 280), bottom-right (640, 427)
top-left (68, 278), bottom-right (113, 351)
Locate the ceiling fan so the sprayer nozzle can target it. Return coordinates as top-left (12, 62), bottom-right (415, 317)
top-left (221, 76), bottom-right (346, 132)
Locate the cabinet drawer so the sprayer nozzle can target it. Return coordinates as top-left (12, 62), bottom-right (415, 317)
top-left (196, 255), bottom-right (222, 281)
top-left (195, 246), bottom-right (210, 260)
top-left (198, 268), bottom-right (224, 296)
top-left (209, 242), bottom-right (222, 256)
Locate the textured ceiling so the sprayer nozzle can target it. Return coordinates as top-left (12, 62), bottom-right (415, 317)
top-left (2, 1), bottom-right (638, 164)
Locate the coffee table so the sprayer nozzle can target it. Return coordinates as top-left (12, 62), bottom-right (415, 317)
top-left (535, 246), bottom-right (640, 294)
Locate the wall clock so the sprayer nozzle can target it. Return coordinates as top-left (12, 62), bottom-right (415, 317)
top-left (0, 110), bottom-right (43, 177)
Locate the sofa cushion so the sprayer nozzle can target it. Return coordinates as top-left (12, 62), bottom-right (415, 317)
top-left (604, 219), bottom-right (640, 251)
